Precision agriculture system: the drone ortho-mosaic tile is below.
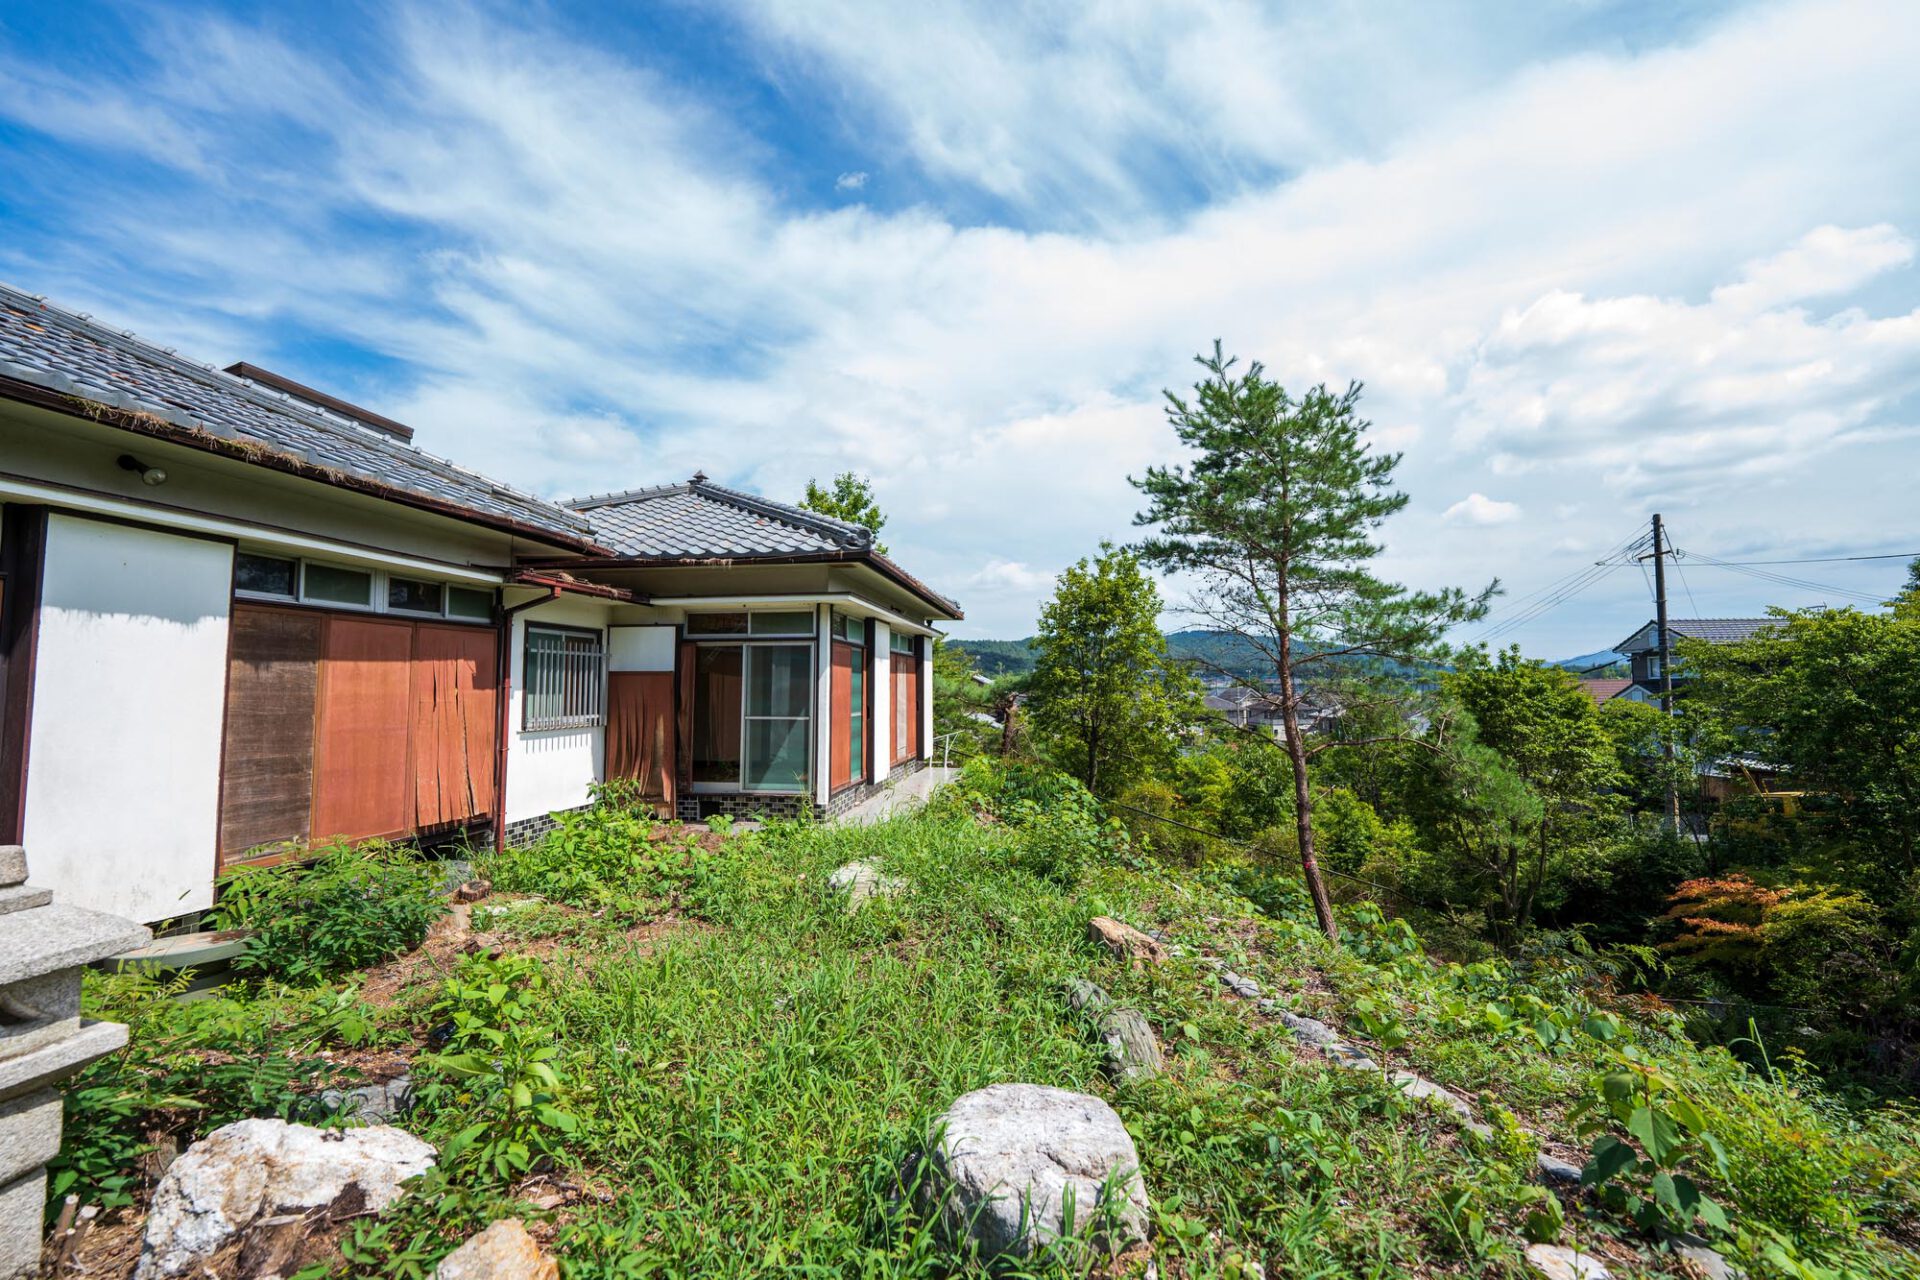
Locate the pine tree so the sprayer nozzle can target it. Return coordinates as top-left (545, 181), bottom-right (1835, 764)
top-left (1132, 344), bottom-right (1493, 941)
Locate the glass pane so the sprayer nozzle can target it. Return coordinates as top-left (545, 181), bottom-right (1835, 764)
top-left (745, 717), bottom-right (809, 792)
top-left (750, 610), bottom-right (816, 636)
top-left (849, 651), bottom-right (864, 715)
top-left (748, 644), bottom-right (811, 717)
top-left (686, 612), bottom-right (748, 635)
top-left (693, 646), bottom-right (743, 782)
top-left (304, 562), bottom-right (372, 605)
top-left (447, 586), bottom-right (494, 619)
top-left (234, 552), bottom-right (296, 596)
top-left (388, 577), bottom-right (443, 614)
top-left (891, 631), bottom-right (914, 653)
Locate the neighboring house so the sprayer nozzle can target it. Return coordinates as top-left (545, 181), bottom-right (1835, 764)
top-left (1611, 618), bottom-right (1774, 704)
top-left (1203, 685), bottom-right (1340, 741)
top-left (1577, 677), bottom-right (1633, 707)
top-left (0, 284), bottom-right (958, 924)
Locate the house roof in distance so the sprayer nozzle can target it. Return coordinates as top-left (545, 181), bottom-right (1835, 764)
top-left (1578, 678), bottom-right (1634, 706)
top-left (567, 474), bottom-right (962, 618)
top-left (0, 283), bottom-right (598, 549)
top-left (1614, 618), bottom-right (1776, 654)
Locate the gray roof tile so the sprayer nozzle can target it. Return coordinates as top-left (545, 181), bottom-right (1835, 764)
top-left (1614, 618), bottom-right (1777, 653)
top-left (570, 479), bottom-right (874, 558)
top-left (0, 283), bottom-right (595, 546)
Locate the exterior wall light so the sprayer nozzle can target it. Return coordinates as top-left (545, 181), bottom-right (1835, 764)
top-left (117, 453), bottom-right (168, 486)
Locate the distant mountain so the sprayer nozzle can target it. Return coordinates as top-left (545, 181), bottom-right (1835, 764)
top-left (1555, 649), bottom-right (1627, 676)
top-left (951, 630), bottom-right (1286, 682)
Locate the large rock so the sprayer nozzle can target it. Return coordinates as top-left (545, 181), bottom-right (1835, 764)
top-left (135, 1119), bottom-right (436, 1279)
top-left (927, 1083), bottom-right (1150, 1263)
top-left (435, 1219), bottom-right (557, 1280)
top-left (1087, 917), bottom-right (1166, 966)
top-left (1525, 1243), bottom-right (1612, 1280)
top-left (827, 860), bottom-right (905, 910)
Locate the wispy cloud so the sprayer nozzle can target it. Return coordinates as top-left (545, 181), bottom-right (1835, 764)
top-left (1443, 494), bottom-right (1523, 526)
top-left (0, 0), bottom-right (1916, 651)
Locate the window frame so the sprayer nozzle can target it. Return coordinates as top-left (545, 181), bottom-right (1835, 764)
top-left (686, 631), bottom-right (817, 796)
top-left (521, 622), bottom-right (608, 732)
top-left (685, 608), bottom-right (817, 639)
top-left (231, 551), bottom-right (497, 625)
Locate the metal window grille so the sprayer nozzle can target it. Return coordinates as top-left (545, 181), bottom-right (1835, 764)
top-left (524, 626), bottom-right (606, 730)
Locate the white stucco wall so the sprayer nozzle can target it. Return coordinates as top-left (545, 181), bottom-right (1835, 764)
top-left (872, 621), bottom-right (892, 775)
top-left (23, 514), bottom-right (233, 922)
top-left (921, 638), bottom-right (935, 763)
top-left (505, 595), bottom-right (611, 823)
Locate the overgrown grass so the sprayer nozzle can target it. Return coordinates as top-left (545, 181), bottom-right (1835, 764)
top-left (61, 773), bottom-right (1920, 1278)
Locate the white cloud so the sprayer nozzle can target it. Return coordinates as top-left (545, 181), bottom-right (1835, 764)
top-left (835, 171), bottom-right (869, 192)
top-left (1443, 493), bottom-right (1523, 525)
top-left (2, 0), bottom-right (1919, 651)
top-left (965, 559), bottom-right (1059, 593)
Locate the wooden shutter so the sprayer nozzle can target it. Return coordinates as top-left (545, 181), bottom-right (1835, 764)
top-left (830, 641), bottom-right (854, 792)
top-left (607, 672), bottom-right (675, 814)
top-left (219, 605), bottom-right (321, 864)
top-left (311, 616), bottom-right (413, 842)
top-left (410, 623), bottom-right (499, 829)
top-left (674, 640), bottom-right (697, 792)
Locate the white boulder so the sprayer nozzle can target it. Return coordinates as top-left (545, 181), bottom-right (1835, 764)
top-left (135, 1118), bottom-right (435, 1278)
top-left (827, 860), bottom-right (905, 909)
top-left (927, 1083), bottom-right (1150, 1263)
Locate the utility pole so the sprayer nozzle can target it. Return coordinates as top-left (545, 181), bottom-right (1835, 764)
top-left (1651, 513), bottom-right (1679, 828)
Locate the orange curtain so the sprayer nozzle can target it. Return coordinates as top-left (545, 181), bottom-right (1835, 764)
top-left (608, 671), bottom-right (676, 814)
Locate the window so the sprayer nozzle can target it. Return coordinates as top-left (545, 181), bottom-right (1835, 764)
top-left (303, 562), bottom-right (373, 607)
top-left (524, 626), bottom-right (606, 730)
top-left (744, 644), bottom-right (812, 791)
top-left (749, 610), bottom-right (816, 636)
top-left (833, 611), bottom-right (866, 643)
top-left (686, 612), bottom-right (750, 635)
top-left (235, 552), bottom-right (296, 597)
top-left (687, 610), bottom-right (815, 637)
top-left (387, 576), bottom-right (444, 615)
top-left (447, 586), bottom-right (495, 621)
top-left (848, 647), bottom-right (866, 780)
top-left (891, 630), bottom-right (915, 654)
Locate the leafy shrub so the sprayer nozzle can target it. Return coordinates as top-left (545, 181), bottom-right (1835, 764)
top-left (414, 953), bottom-right (580, 1182)
top-left (213, 841), bottom-right (444, 982)
top-left (46, 970), bottom-right (361, 1219)
top-left (941, 757), bottom-right (1133, 886)
top-left (486, 790), bottom-right (709, 911)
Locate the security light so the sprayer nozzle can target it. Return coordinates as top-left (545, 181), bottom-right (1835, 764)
top-left (117, 454), bottom-right (167, 486)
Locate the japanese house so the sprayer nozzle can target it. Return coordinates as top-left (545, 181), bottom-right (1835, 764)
top-left (0, 284), bottom-right (959, 924)
top-left (1611, 618), bottom-right (1773, 703)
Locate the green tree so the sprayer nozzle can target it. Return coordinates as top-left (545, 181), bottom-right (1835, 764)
top-left (1027, 544), bottom-right (1203, 799)
top-left (1686, 606), bottom-right (1920, 883)
top-left (1132, 344), bottom-right (1493, 940)
top-left (1439, 649), bottom-right (1625, 938)
top-left (800, 472), bottom-right (888, 553)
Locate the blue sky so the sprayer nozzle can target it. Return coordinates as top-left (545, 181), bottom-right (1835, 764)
top-left (3, 1), bottom-right (1918, 653)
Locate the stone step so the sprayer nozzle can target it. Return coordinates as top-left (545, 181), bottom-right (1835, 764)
top-left (0, 884), bottom-right (52, 916)
top-left (0, 1020), bottom-right (129, 1104)
top-left (0, 904), bottom-right (151, 988)
top-left (110, 929), bottom-right (250, 972)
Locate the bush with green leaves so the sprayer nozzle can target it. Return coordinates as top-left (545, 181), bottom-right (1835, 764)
top-left (484, 786), bottom-right (712, 911)
top-left (413, 952), bottom-right (581, 1182)
top-left (212, 841), bottom-right (445, 982)
top-left (45, 970), bottom-right (384, 1220)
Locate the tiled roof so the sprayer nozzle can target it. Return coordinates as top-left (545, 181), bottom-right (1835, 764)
top-left (567, 477), bottom-right (962, 618)
top-left (569, 477), bottom-right (875, 558)
top-left (1614, 618), bottom-right (1776, 653)
top-left (0, 283), bottom-right (597, 547)
top-left (1578, 678), bottom-right (1634, 706)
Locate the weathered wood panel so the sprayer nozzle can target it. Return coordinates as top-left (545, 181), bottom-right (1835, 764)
top-left (607, 671), bottom-right (675, 814)
top-left (830, 641), bottom-right (854, 792)
top-left (675, 640), bottom-right (696, 791)
top-left (219, 604), bottom-right (321, 864)
top-left (891, 651), bottom-right (919, 766)
top-left (311, 616), bottom-right (413, 842)
top-left (410, 623), bottom-right (498, 829)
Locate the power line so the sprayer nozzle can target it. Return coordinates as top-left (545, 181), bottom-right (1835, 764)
top-left (1705, 551), bottom-right (1920, 566)
top-left (1679, 551), bottom-right (1887, 605)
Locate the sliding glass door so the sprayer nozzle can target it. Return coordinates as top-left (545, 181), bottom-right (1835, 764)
top-left (691, 639), bottom-right (813, 793)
